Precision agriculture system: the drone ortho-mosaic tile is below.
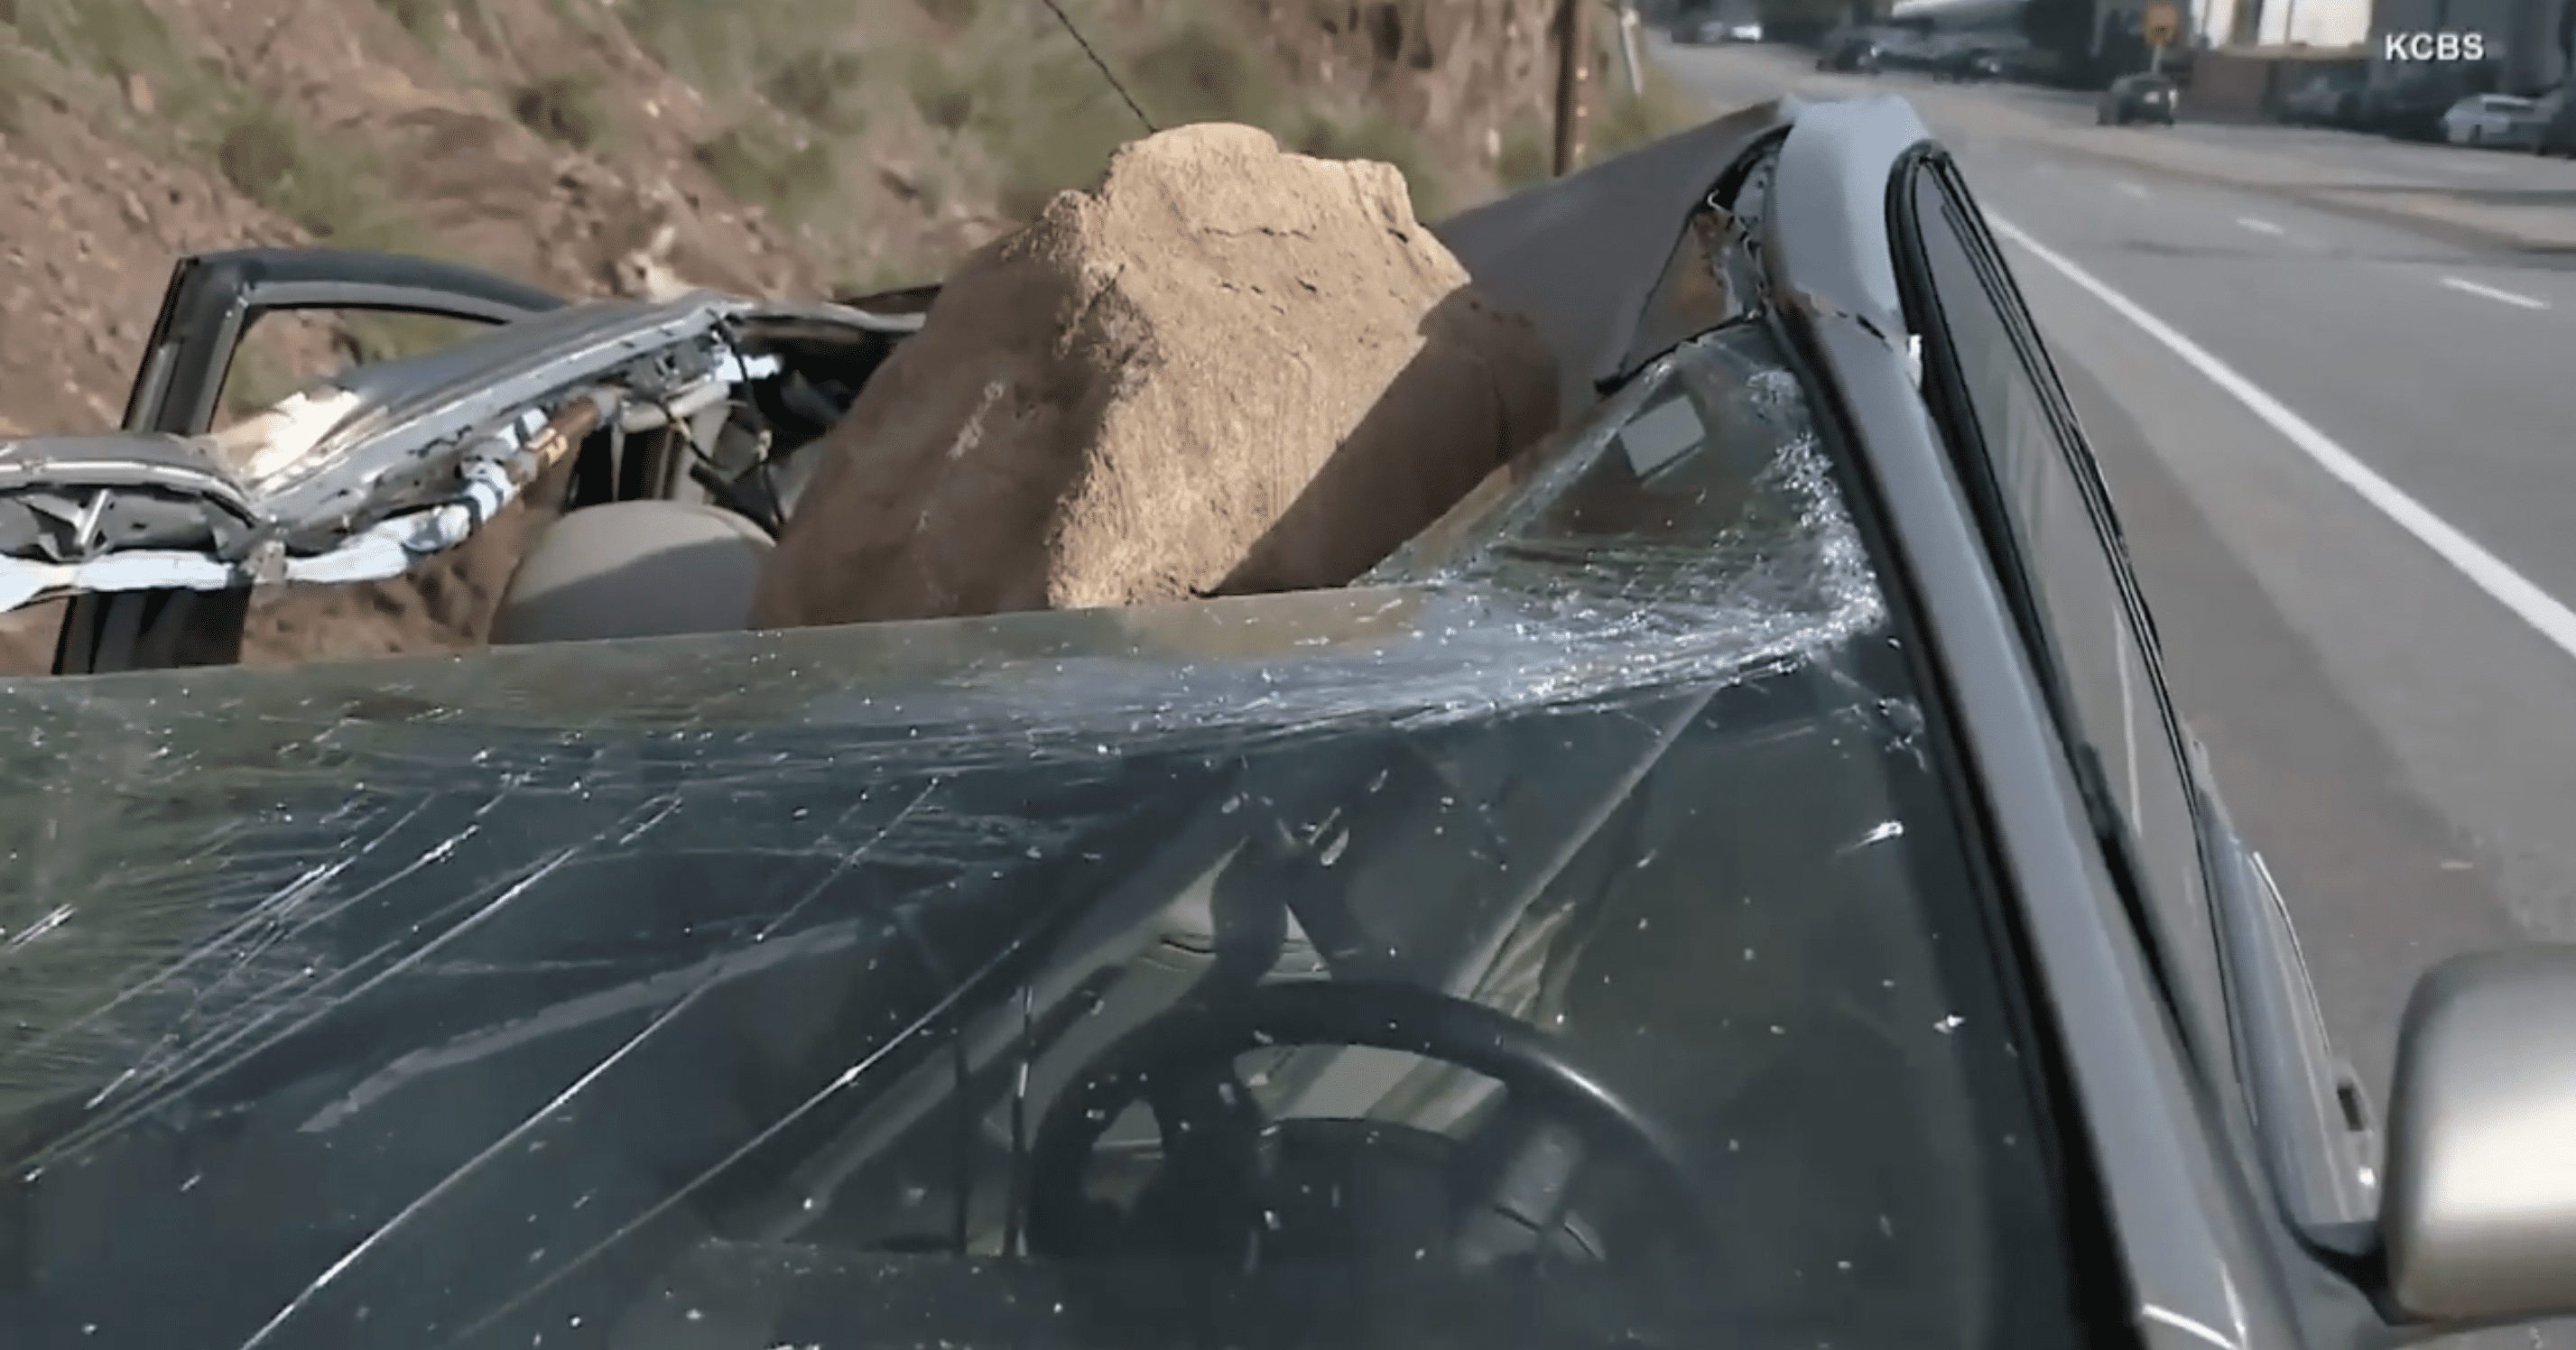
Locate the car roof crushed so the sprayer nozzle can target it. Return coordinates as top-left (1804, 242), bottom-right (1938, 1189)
top-left (0, 294), bottom-right (920, 615)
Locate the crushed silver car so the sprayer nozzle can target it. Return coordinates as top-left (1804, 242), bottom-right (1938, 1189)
top-left (0, 248), bottom-right (921, 671)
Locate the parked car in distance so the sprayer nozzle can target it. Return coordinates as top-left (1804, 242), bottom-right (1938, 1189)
top-left (1671, 6), bottom-right (1763, 42)
top-left (1816, 32), bottom-right (1884, 72)
top-left (1932, 45), bottom-right (2007, 82)
top-left (1867, 23), bottom-right (1960, 74)
top-left (2099, 71), bottom-right (2179, 125)
top-left (2440, 92), bottom-right (2539, 146)
top-left (2281, 73), bottom-right (2363, 126)
top-left (2530, 85), bottom-right (2576, 155)
top-left (2358, 76), bottom-right (2470, 140)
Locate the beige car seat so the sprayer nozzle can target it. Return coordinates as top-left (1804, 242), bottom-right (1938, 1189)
top-left (492, 499), bottom-right (773, 645)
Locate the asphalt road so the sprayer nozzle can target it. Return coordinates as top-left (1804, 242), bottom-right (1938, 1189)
top-left (1913, 73), bottom-right (2576, 194)
top-left (2150, 116), bottom-right (2576, 192)
top-left (1654, 43), bottom-right (2576, 1338)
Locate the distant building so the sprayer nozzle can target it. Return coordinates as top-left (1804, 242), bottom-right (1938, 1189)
top-left (2210, 0), bottom-right (2374, 45)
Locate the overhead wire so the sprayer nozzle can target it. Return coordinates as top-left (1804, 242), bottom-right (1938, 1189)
top-left (1033, 0), bottom-right (1159, 133)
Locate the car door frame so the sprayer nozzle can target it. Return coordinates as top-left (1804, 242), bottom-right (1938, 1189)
top-left (1757, 96), bottom-right (2340, 1347)
top-left (1886, 144), bottom-right (2227, 1040)
top-left (53, 248), bottom-right (565, 675)
top-left (1883, 144), bottom-right (2383, 1234)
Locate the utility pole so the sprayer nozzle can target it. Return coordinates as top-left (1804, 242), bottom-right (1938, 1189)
top-left (1617, 2), bottom-right (1645, 97)
top-left (1553, 0), bottom-right (1591, 175)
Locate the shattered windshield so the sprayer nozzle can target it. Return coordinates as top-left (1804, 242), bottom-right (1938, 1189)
top-left (0, 325), bottom-right (2084, 1350)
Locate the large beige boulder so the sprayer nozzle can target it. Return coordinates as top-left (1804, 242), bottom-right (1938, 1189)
top-left (749, 122), bottom-right (1559, 629)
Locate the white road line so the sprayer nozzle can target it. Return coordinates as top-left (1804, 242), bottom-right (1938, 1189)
top-left (2235, 217), bottom-right (2284, 236)
top-left (2439, 275), bottom-right (2548, 310)
top-left (2116, 180), bottom-right (2149, 198)
top-left (1991, 215), bottom-right (2576, 665)
top-left (2142, 1303), bottom-right (2241, 1350)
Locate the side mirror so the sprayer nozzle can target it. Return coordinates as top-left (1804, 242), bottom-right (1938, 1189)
top-left (2379, 945), bottom-right (2576, 1325)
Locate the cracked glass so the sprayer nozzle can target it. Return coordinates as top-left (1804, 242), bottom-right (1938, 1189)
top-left (0, 323), bottom-right (2084, 1350)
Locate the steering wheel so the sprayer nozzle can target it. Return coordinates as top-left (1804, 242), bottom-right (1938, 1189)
top-left (1024, 978), bottom-right (1710, 1268)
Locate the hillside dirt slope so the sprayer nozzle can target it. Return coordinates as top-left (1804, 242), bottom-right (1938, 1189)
top-left (0, 0), bottom-right (1699, 673)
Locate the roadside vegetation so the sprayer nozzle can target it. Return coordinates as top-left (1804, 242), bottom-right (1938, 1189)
top-left (1, 0), bottom-right (1703, 393)
top-left (5, 0), bottom-right (1701, 292)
